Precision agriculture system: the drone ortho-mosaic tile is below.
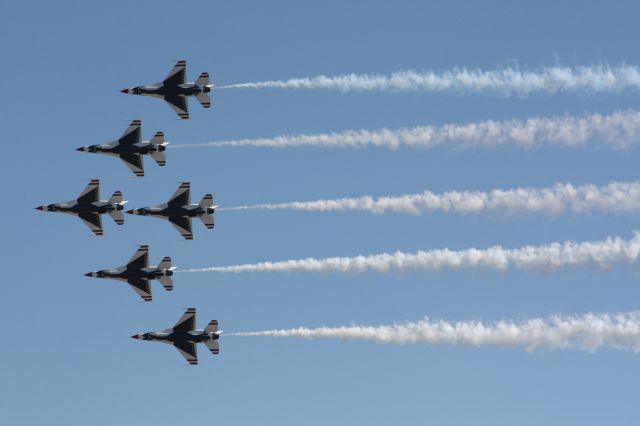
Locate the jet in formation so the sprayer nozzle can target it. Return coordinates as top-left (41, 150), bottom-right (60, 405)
top-left (35, 179), bottom-right (126, 236)
top-left (85, 245), bottom-right (175, 301)
top-left (127, 182), bottom-right (216, 240)
top-left (131, 308), bottom-right (220, 365)
top-left (76, 120), bottom-right (169, 177)
top-left (120, 60), bottom-right (212, 119)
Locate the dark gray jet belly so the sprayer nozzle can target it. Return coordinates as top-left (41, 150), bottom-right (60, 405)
top-left (131, 308), bottom-right (220, 365)
top-left (85, 245), bottom-right (175, 301)
top-left (126, 182), bottom-right (217, 240)
top-left (35, 179), bottom-right (126, 236)
top-left (76, 120), bottom-right (169, 177)
top-left (120, 60), bottom-right (213, 119)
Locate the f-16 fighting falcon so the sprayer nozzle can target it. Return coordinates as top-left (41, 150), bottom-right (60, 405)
top-left (84, 245), bottom-right (175, 302)
top-left (120, 60), bottom-right (212, 119)
top-left (35, 179), bottom-right (126, 236)
top-left (126, 182), bottom-right (216, 240)
top-left (76, 120), bottom-right (169, 177)
top-left (131, 308), bottom-right (220, 365)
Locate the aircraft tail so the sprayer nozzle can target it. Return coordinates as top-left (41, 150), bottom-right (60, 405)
top-left (108, 210), bottom-right (125, 225)
top-left (199, 194), bottom-right (214, 208)
top-left (195, 92), bottom-right (211, 109)
top-left (107, 191), bottom-right (126, 225)
top-left (157, 257), bottom-right (174, 291)
top-left (158, 256), bottom-right (172, 270)
top-left (109, 191), bottom-right (124, 205)
top-left (150, 150), bottom-right (166, 167)
top-left (195, 72), bottom-right (210, 86)
top-left (158, 275), bottom-right (173, 291)
top-left (205, 320), bottom-right (219, 333)
top-left (149, 131), bottom-right (165, 145)
top-left (204, 340), bottom-right (220, 355)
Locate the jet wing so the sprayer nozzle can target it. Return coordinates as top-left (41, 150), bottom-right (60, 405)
top-left (78, 212), bottom-right (103, 236)
top-left (127, 245), bottom-right (149, 270)
top-left (118, 120), bottom-right (141, 146)
top-left (163, 60), bottom-right (186, 87)
top-left (127, 278), bottom-right (152, 302)
top-left (76, 179), bottom-right (100, 204)
top-left (173, 341), bottom-right (198, 365)
top-left (173, 307), bottom-right (196, 333)
top-left (169, 216), bottom-right (193, 240)
top-left (119, 153), bottom-right (145, 177)
top-left (167, 182), bottom-right (191, 207)
top-left (164, 95), bottom-right (189, 120)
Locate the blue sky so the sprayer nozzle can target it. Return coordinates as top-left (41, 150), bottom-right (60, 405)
top-left (2, 1), bottom-right (640, 425)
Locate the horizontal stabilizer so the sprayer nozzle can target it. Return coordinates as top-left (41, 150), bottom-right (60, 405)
top-left (195, 72), bottom-right (210, 86)
top-left (199, 194), bottom-right (214, 208)
top-left (108, 210), bottom-right (125, 225)
top-left (158, 276), bottom-right (173, 291)
top-left (195, 92), bottom-right (211, 108)
top-left (204, 340), bottom-right (220, 355)
top-left (199, 214), bottom-right (214, 229)
top-left (149, 131), bottom-right (164, 145)
top-left (204, 320), bottom-right (219, 333)
top-left (158, 256), bottom-right (172, 270)
top-left (109, 191), bottom-right (124, 205)
top-left (150, 150), bottom-right (166, 166)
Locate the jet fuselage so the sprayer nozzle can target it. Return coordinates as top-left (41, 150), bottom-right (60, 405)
top-left (137, 330), bottom-right (220, 345)
top-left (130, 205), bottom-right (214, 219)
top-left (91, 266), bottom-right (172, 281)
top-left (130, 82), bottom-right (210, 97)
top-left (81, 142), bottom-right (166, 156)
top-left (42, 201), bottom-right (122, 215)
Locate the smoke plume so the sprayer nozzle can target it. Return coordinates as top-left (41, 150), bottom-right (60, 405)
top-left (221, 181), bottom-right (640, 216)
top-left (180, 233), bottom-right (640, 274)
top-left (175, 111), bottom-right (640, 151)
top-left (231, 311), bottom-right (640, 352)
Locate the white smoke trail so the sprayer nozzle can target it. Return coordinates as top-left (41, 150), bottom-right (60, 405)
top-left (231, 311), bottom-right (640, 352)
top-left (222, 181), bottom-right (640, 216)
top-left (174, 110), bottom-right (640, 150)
top-left (180, 233), bottom-right (640, 274)
top-left (219, 65), bottom-right (640, 96)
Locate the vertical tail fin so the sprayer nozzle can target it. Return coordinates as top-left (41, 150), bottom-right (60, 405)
top-left (108, 210), bottom-right (125, 225)
top-left (150, 151), bottom-right (166, 166)
top-left (149, 131), bottom-right (164, 145)
top-left (195, 72), bottom-right (210, 86)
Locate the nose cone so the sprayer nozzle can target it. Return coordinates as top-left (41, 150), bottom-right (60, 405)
top-left (131, 334), bottom-right (140, 340)
top-left (120, 88), bottom-right (130, 94)
top-left (76, 146), bottom-right (87, 152)
top-left (35, 206), bottom-right (44, 211)
top-left (84, 272), bottom-right (94, 278)
top-left (126, 209), bottom-right (135, 215)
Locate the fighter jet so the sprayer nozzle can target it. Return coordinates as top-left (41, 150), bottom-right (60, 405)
top-left (131, 308), bottom-right (220, 365)
top-left (35, 179), bottom-right (126, 236)
top-left (120, 60), bottom-right (212, 119)
top-left (76, 120), bottom-right (169, 177)
top-left (84, 245), bottom-right (175, 302)
top-left (127, 182), bottom-right (216, 240)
